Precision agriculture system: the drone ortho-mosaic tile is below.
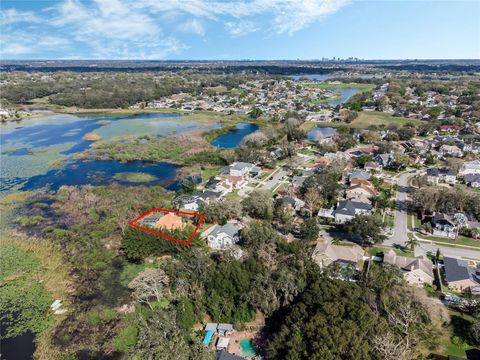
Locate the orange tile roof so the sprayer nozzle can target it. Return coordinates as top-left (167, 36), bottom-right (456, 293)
top-left (154, 213), bottom-right (184, 230)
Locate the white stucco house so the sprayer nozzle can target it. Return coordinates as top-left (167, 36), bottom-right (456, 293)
top-left (205, 223), bottom-right (241, 249)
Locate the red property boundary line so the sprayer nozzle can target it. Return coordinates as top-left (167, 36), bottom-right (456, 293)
top-left (128, 208), bottom-right (205, 246)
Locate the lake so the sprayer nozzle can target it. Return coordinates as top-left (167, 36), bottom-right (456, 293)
top-left (288, 74), bottom-right (333, 81)
top-left (0, 112), bottom-right (223, 195)
top-left (211, 123), bottom-right (258, 148)
top-left (325, 88), bottom-right (361, 107)
top-left (307, 127), bottom-right (337, 141)
top-left (17, 160), bottom-right (179, 192)
top-left (0, 330), bottom-right (36, 360)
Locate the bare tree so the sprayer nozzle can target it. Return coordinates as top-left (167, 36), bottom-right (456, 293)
top-left (304, 188), bottom-right (323, 213)
top-left (128, 268), bottom-right (170, 308)
top-left (372, 332), bottom-right (409, 360)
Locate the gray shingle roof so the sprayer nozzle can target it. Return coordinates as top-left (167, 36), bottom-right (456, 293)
top-left (465, 173), bottom-right (480, 183)
top-left (444, 257), bottom-right (471, 283)
top-left (230, 162), bottom-right (254, 171)
top-left (349, 170), bottom-right (370, 181)
top-left (335, 200), bottom-right (372, 216)
top-left (216, 350), bottom-right (243, 360)
top-left (210, 223), bottom-right (240, 238)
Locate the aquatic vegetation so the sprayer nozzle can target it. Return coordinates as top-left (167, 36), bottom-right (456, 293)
top-left (96, 120), bottom-right (112, 126)
top-left (83, 132), bottom-right (102, 141)
top-left (113, 172), bottom-right (158, 183)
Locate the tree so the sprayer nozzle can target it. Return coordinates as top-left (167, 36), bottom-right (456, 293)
top-left (241, 220), bottom-right (279, 249)
top-left (132, 308), bottom-right (214, 360)
top-left (203, 199), bottom-right (241, 224)
top-left (302, 218), bottom-right (319, 241)
top-left (405, 237), bottom-right (419, 251)
top-left (355, 155), bottom-right (374, 168)
top-left (242, 190), bottom-right (273, 220)
top-left (301, 173), bottom-right (341, 206)
top-left (470, 320), bottom-right (480, 345)
top-left (303, 188), bottom-right (323, 214)
top-left (176, 297), bottom-right (196, 333)
top-left (249, 107), bottom-right (262, 119)
top-left (128, 269), bottom-right (170, 308)
top-left (344, 215), bottom-right (386, 245)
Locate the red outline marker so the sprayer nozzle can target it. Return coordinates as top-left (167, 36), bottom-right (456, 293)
top-left (128, 208), bottom-right (205, 246)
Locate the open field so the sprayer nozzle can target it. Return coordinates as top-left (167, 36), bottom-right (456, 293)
top-left (311, 111), bottom-right (422, 130)
top-left (349, 111), bottom-right (422, 128)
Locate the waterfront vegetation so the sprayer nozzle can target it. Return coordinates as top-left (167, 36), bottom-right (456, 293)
top-left (113, 172), bottom-right (158, 183)
top-left (0, 236), bottom-right (70, 357)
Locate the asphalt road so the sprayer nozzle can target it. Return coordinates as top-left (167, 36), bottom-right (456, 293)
top-left (385, 171), bottom-right (411, 248)
top-left (259, 168), bottom-right (288, 190)
top-left (386, 170), bottom-right (480, 260)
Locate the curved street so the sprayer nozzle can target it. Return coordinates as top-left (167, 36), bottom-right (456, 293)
top-left (387, 170), bottom-right (480, 260)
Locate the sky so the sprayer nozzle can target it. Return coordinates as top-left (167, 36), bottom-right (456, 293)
top-left (1, 0), bottom-right (479, 60)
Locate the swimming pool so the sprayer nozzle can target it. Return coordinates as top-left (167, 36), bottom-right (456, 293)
top-left (239, 339), bottom-right (256, 357)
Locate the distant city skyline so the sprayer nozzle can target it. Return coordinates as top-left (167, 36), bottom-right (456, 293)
top-left (1, 0), bottom-right (479, 60)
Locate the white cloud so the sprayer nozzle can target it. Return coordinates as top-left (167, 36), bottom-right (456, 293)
top-left (0, 0), bottom-right (349, 58)
top-left (0, 8), bottom-right (42, 25)
top-left (178, 19), bottom-right (205, 36)
top-left (0, 32), bottom-right (70, 57)
top-left (224, 21), bottom-right (259, 37)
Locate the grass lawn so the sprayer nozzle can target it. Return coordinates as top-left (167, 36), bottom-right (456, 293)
top-left (311, 112), bottom-right (422, 131)
top-left (200, 166), bottom-right (221, 180)
top-left (384, 213), bottom-right (395, 228)
top-left (367, 245), bottom-right (415, 257)
top-left (226, 191), bottom-right (240, 200)
top-left (418, 234), bottom-right (480, 249)
top-left (349, 111), bottom-right (422, 129)
top-left (441, 310), bottom-right (478, 358)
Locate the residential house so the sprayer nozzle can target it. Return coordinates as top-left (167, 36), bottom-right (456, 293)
top-left (217, 323), bottom-right (234, 336)
top-left (154, 213), bottom-right (184, 230)
top-left (206, 223), bottom-right (241, 249)
top-left (465, 173), bottom-right (480, 188)
top-left (207, 176), bottom-right (247, 194)
top-left (216, 350), bottom-right (243, 360)
top-left (174, 191), bottom-right (220, 211)
top-left (216, 337), bottom-right (230, 351)
top-left (364, 161), bottom-right (382, 173)
top-left (459, 160), bottom-right (480, 175)
top-left (426, 167), bottom-right (457, 185)
top-left (383, 250), bottom-right (434, 285)
top-left (443, 257), bottom-right (479, 292)
top-left (280, 195), bottom-right (305, 211)
top-left (334, 200), bottom-right (373, 224)
top-left (317, 207), bottom-right (335, 219)
top-left (374, 153), bottom-right (393, 169)
top-left (312, 242), bottom-right (364, 270)
top-left (223, 162), bottom-right (261, 177)
top-left (141, 217), bottom-right (160, 226)
top-left (270, 147), bottom-right (285, 158)
top-left (346, 183), bottom-right (378, 199)
top-left (439, 144), bottom-right (463, 158)
top-left (173, 194), bottom-right (202, 211)
top-left (348, 169), bottom-right (371, 182)
top-left (431, 213), bottom-right (457, 238)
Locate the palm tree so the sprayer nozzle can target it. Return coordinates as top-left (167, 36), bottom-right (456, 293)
top-left (405, 237), bottom-right (419, 251)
